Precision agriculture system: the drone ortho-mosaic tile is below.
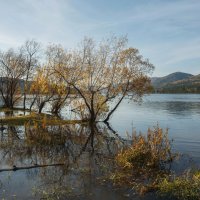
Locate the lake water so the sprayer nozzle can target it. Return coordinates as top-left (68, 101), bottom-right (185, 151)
top-left (0, 94), bottom-right (200, 199)
top-left (110, 94), bottom-right (200, 163)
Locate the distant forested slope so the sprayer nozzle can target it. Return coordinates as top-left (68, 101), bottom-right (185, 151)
top-left (151, 72), bottom-right (200, 93)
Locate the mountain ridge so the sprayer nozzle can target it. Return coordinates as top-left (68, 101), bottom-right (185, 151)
top-left (151, 72), bottom-right (200, 93)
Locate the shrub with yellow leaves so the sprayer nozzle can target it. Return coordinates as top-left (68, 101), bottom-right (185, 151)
top-left (110, 125), bottom-right (176, 194)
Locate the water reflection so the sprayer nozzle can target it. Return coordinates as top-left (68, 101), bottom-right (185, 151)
top-left (0, 123), bottom-right (132, 200)
top-left (1, 94), bottom-right (200, 199)
top-left (0, 110), bottom-right (30, 118)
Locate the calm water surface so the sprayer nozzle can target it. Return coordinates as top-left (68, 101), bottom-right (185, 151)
top-left (110, 94), bottom-right (200, 162)
top-left (0, 94), bottom-right (200, 199)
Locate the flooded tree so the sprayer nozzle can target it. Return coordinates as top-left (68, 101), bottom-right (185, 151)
top-left (55, 36), bottom-right (154, 123)
top-left (0, 49), bottom-right (26, 108)
top-left (0, 36), bottom-right (154, 121)
top-left (30, 67), bottom-right (57, 113)
top-left (20, 39), bottom-right (40, 110)
top-left (45, 44), bottom-right (72, 116)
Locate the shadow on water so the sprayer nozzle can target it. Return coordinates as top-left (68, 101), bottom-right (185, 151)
top-left (0, 122), bottom-right (158, 200)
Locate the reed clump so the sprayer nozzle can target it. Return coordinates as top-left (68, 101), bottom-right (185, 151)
top-left (158, 170), bottom-right (200, 200)
top-left (110, 125), bottom-right (176, 194)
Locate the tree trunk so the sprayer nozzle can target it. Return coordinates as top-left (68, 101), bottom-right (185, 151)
top-left (51, 103), bottom-right (61, 116)
top-left (89, 110), bottom-right (96, 124)
top-left (29, 97), bottom-right (36, 111)
top-left (23, 93), bottom-right (26, 110)
top-left (38, 102), bottom-right (45, 114)
top-left (104, 95), bottom-right (125, 122)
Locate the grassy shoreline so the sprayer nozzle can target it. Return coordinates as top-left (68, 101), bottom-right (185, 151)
top-left (0, 107), bottom-right (87, 125)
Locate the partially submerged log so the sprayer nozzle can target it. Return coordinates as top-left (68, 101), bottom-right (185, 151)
top-left (0, 163), bottom-right (64, 172)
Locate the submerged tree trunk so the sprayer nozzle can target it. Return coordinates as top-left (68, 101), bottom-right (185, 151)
top-left (29, 97), bottom-right (37, 111)
top-left (38, 102), bottom-right (46, 114)
top-left (23, 93), bottom-right (26, 110)
top-left (89, 110), bottom-right (96, 124)
top-left (51, 103), bottom-right (61, 115)
top-left (51, 93), bottom-right (69, 116)
top-left (0, 163), bottom-right (64, 172)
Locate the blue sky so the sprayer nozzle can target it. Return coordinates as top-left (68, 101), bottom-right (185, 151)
top-left (0, 0), bottom-right (199, 76)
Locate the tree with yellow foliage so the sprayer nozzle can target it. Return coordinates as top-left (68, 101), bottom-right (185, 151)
top-left (45, 44), bottom-right (72, 115)
top-left (30, 67), bottom-right (56, 113)
top-left (55, 36), bottom-right (154, 123)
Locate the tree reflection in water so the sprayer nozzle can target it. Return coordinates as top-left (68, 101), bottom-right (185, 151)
top-left (0, 122), bottom-right (127, 199)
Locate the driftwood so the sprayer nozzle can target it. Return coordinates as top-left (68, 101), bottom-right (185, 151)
top-left (0, 163), bottom-right (64, 172)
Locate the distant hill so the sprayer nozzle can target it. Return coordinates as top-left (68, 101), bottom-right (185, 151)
top-left (151, 72), bottom-right (193, 88)
top-left (0, 77), bottom-right (30, 92)
top-left (151, 72), bottom-right (200, 93)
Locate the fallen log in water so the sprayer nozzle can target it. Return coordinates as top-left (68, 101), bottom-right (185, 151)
top-left (0, 163), bottom-right (64, 172)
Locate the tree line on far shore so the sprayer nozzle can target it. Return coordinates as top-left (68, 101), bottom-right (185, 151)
top-left (0, 36), bottom-right (154, 123)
